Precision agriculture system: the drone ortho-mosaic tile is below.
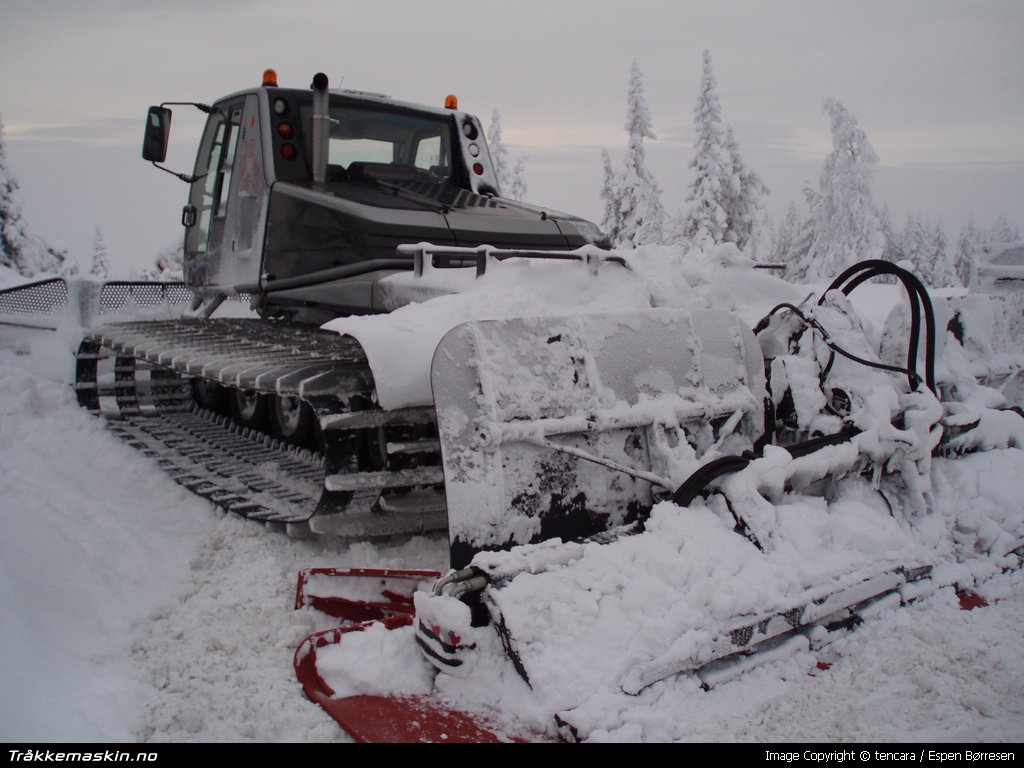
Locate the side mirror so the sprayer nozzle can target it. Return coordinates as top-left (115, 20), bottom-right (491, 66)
top-left (142, 106), bottom-right (172, 162)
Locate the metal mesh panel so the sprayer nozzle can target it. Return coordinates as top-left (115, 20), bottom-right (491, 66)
top-left (0, 277), bottom-right (252, 327)
top-left (0, 278), bottom-right (69, 314)
top-left (99, 282), bottom-right (194, 313)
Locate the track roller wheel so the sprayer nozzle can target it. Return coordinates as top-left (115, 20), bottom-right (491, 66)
top-left (269, 394), bottom-right (316, 448)
top-left (230, 388), bottom-right (267, 430)
top-left (192, 378), bottom-right (228, 414)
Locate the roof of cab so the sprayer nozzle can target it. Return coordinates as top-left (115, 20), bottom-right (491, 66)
top-left (212, 84), bottom-right (468, 120)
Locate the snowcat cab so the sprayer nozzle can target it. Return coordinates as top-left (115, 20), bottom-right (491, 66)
top-left (144, 69), bottom-right (605, 323)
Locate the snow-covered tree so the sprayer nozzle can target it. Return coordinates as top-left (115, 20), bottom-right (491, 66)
top-left (488, 109), bottom-right (530, 202)
top-left (44, 240), bottom-right (76, 277)
top-left (607, 60), bottom-right (664, 248)
top-left (682, 50), bottom-right (731, 247)
top-left (509, 157), bottom-right (527, 202)
top-left (599, 147), bottom-right (623, 244)
top-left (901, 215), bottom-right (933, 283)
top-left (91, 226), bottom-right (110, 278)
top-left (990, 213), bottom-right (1020, 243)
top-left (0, 114), bottom-right (36, 276)
top-left (879, 204), bottom-right (903, 264)
top-left (486, 109), bottom-right (511, 194)
top-left (955, 217), bottom-right (981, 288)
top-left (721, 126), bottom-right (768, 250)
top-left (791, 99), bottom-right (883, 282)
top-left (928, 220), bottom-right (957, 287)
top-left (772, 201), bottom-right (801, 266)
top-left (0, 115), bottom-right (73, 278)
top-left (868, 204), bottom-right (900, 284)
top-left (746, 207), bottom-right (774, 263)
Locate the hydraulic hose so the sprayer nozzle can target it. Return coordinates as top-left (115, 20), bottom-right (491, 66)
top-left (670, 427), bottom-right (861, 508)
top-left (820, 260), bottom-right (937, 396)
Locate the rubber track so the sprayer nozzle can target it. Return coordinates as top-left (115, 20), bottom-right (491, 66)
top-left (75, 318), bottom-right (447, 537)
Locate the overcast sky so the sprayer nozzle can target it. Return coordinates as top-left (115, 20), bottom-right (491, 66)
top-left (1, 0), bottom-right (1022, 275)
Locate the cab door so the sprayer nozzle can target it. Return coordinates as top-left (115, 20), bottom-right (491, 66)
top-left (184, 101), bottom-right (244, 287)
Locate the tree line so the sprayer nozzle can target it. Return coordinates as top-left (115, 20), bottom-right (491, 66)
top-left (600, 52), bottom-right (1021, 287)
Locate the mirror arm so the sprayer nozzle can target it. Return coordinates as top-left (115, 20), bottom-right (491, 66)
top-left (160, 101), bottom-right (225, 120)
top-left (151, 162), bottom-right (206, 184)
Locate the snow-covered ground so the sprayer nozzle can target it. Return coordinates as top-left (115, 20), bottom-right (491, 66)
top-left (1, 253), bottom-right (1022, 743)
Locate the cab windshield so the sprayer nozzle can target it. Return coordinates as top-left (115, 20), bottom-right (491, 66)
top-left (300, 102), bottom-right (454, 184)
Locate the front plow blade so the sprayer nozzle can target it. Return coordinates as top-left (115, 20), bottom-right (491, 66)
top-left (431, 309), bottom-right (766, 567)
top-left (294, 617), bottom-right (509, 743)
top-left (308, 692), bottom-right (507, 744)
top-left (295, 567), bottom-right (439, 622)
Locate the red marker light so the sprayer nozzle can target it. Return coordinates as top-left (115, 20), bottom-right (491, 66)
top-left (277, 122), bottom-right (294, 139)
top-left (281, 143), bottom-right (297, 160)
top-left (472, 163), bottom-right (484, 175)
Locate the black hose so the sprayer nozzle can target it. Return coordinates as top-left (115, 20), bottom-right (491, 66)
top-left (819, 260), bottom-right (937, 395)
top-left (757, 302), bottom-right (923, 386)
top-left (672, 454), bottom-right (753, 507)
top-left (670, 427), bottom-right (861, 508)
top-left (680, 260), bottom-right (937, 516)
top-left (755, 260), bottom-right (937, 396)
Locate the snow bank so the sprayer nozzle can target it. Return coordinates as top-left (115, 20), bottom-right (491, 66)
top-left (0, 348), bottom-right (216, 741)
top-left (0, 327), bottom-right (453, 742)
top-left (131, 517), bottom-right (448, 742)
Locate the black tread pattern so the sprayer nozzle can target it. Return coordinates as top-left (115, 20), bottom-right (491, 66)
top-left (76, 318), bottom-right (446, 537)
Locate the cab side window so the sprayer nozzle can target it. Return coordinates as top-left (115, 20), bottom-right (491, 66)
top-left (189, 106), bottom-right (242, 255)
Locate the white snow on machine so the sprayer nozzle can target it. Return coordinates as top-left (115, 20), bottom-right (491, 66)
top-left (294, 257), bottom-right (1024, 742)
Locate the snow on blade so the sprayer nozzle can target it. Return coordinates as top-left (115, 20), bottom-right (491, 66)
top-left (323, 244), bottom-right (799, 410)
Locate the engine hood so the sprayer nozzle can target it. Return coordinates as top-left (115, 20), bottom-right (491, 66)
top-left (259, 178), bottom-right (606, 314)
top-left (333, 176), bottom-right (591, 249)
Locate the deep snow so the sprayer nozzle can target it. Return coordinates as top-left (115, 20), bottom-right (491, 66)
top-left (1, 250), bottom-right (1022, 742)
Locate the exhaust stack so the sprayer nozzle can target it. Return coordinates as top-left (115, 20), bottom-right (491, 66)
top-left (311, 72), bottom-right (330, 187)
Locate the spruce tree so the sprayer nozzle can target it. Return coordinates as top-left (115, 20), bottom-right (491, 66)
top-left (614, 60), bottom-right (664, 248)
top-left (599, 147), bottom-right (623, 245)
top-left (990, 213), bottom-right (1019, 243)
top-left (487, 109), bottom-right (530, 202)
top-left (44, 240), bottom-right (76, 277)
top-left (509, 157), bottom-right (527, 202)
top-left (91, 227), bottom-right (110, 278)
top-left (772, 201), bottom-right (800, 266)
top-left (682, 50), bottom-right (730, 246)
top-left (871, 203), bottom-right (900, 284)
top-left (955, 217), bottom-right (981, 288)
top-left (902, 215), bottom-right (932, 283)
top-left (879, 204), bottom-right (903, 264)
top-left (796, 99), bottom-right (883, 282)
top-left (722, 126), bottom-right (768, 250)
top-left (928, 221), bottom-right (956, 287)
top-left (746, 208), bottom-right (774, 263)
top-left (486, 109), bottom-right (511, 195)
top-left (0, 114), bottom-right (36, 276)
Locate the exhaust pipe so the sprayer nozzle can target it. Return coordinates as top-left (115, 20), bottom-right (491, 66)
top-left (311, 72), bottom-right (330, 187)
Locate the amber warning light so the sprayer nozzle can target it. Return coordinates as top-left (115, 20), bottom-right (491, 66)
top-left (444, 94), bottom-right (458, 109)
top-left (263, 68), bottom-right (278, 87)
